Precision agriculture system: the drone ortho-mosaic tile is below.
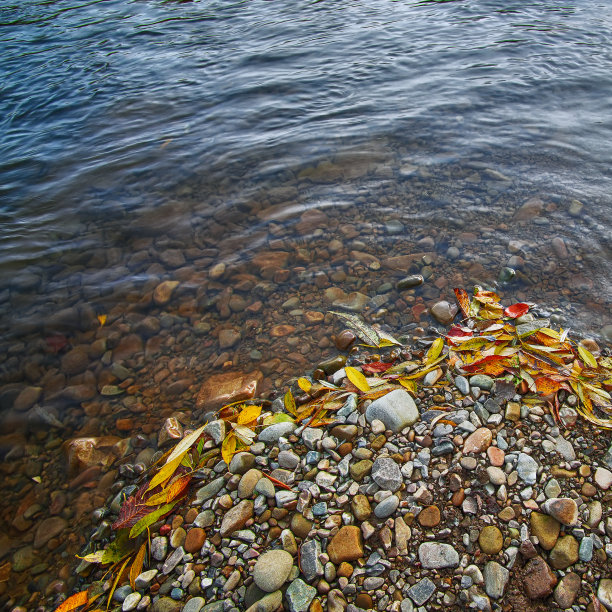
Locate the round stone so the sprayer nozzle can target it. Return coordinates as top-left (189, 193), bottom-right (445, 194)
top-left (417, 505), bottom-right (441, 527)
top-left (253, 550), bottom-right (293, 592)
top-left (479, 526), bottom-right (503, 555)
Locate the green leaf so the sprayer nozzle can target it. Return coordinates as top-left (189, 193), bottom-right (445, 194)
top-left (101, 529), bottom-right (132, 565)
top-left (262, 413), bottom-right (295, 426)
top-left (129, 502), bottom-right (177, 539)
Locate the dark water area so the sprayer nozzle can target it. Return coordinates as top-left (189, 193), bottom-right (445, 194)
top-left (1, 0), bottom-right (612, 606)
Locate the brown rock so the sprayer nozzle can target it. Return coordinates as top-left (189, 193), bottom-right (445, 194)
top-left (351, 495), bottom-right (371, 521)
top-left (196, 371), bottom-right (263, 410)
top-left (549, 535), bottom-right (579, 570)
top-left (327, 526), bottom-right (364, 564)
top-left (337, 562), bottom-right (353, 578)
top-left (184, 528), bottom-right (206, 553)
top-left (334, 330), bottom-right (356, 351)
top-left (354, 594), bottom-right (373, 610)
top-left (479, 526), bottom-right (503, 555)
top-left (487, 446), bottom-right (505, 467)
top-left (153, 280), bottom-right (179, 306)
top-left (530, 512), bottom-right (560, 550)
top-left (304, 311), bottom-right (324, 325)
top-left (219, 500), bottom-right (253, 537)
top-left (63, 436), bottom-right (124, 475)
top-left (13, 387), bottom-right (42, 412)
top-left (554, 572), bottom-right (581, 608)
top-left (523, 556), bottom-right (558, 599)
top-left (541, 498), bottom-right (578, 526)
top-left (34, 517), bottom-right (67, 549)
top-left (514, 197), bottom-right (545, 221)
top-left (418, 505), bottom-right (441, 527)
top-left (270, 325), bottom-right (295, 338)
top-left (113, 334), bottom-right (143, 361)
top-left (290, 514), bottom-right (313, 539)
top-left (463, 427), bottom-right (493, 454)
top-left (61, 349), bottom-right (89, 375)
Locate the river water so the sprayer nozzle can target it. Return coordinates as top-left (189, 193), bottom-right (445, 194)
top-left (1, 0), bottom-right (612, 606)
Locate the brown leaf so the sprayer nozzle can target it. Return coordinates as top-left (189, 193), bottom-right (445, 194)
top-left (129, 544), bottom-right (146, 590)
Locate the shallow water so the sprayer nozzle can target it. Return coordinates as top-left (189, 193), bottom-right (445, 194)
top-left (1, 0), bottom-right (612, 606)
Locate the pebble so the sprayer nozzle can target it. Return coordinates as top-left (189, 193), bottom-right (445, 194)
top-left (285, 579), bottom-right (316, 612)
top-left (418, 542), bottom-right (459, 569)
top-left (541, 497), bottom-right (578, 526)
top-left (478, 526), bottom-right (503, 555)
top-left (516, 452), bottom-right (539, 484)
top-left (371, 457), bottom-right (402, 492)
top-left (374, 495), bottom-right (399, 519)
top-left (523, 556), bottom-right (557, 599)
top-left (407, 577), bottom-right (436, 605)
top-left (253, 550), bottom-right (293, 592)
top-left (365, 389), bottom-right (419, 432)
top-left (483, 561), bottom-right (509, 599)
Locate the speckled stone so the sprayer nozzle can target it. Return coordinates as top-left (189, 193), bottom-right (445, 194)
top-left (253, 550), bottom-right (293, 592)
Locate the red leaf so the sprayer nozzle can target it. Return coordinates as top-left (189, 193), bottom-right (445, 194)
top-left (112, 484), bottom-right (152, 530)
top-left (46, 335), bottom-right (68, 353)
top-left (504, 302), bottom-right (529, 318)
top-left (447, 325), bottom-right (473, 338)
top-left (362, 362), bottom-right (394, 373)
top-left (454, 288), bottom-right (471, 319)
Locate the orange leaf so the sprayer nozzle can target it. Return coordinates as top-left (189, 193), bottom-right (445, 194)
top-left (129, 544), bottom-right (146, 590)
top-left (454, 288), bottom-right (471, 319)
top-left (535, 377), bottom-right (562, 396)
top-left (532, 331), bottom-right (560, 347)
top-left (53, 591), bottom-right (89, 612)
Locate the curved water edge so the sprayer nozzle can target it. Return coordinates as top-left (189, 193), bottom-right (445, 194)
top-left (0, 0), bottom-right (612, 607)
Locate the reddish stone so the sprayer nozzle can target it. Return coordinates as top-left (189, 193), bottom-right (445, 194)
top-left (327, 526), bottom-right (364, 564)
top-left (487, 446), bottom-right (505, 466)
top-left (463, 428), bottom-right (493, 454)
top-left (184, 528), bottom-right (206, 553)
top-left (160, 524), bottom-right (171, 536)
top-left (418, 505), bottom-right (441, 527)
top-left (523, 556), bottom-right (558, 599)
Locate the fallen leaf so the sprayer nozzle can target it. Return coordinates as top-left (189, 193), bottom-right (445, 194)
top-left (237, 405), bottom-right (262, 425)
top-left (221, 432), bottom-right (237, 465)
top-left (129, 501), bottom-right (177, 538)
top-left (345, 366), bottom-right (371, 393)
top-left (454, 288), bottom-right (471, 318)
top-left (53, 590), bottom-right (89, 612)
top-left (426, 338), bottom-right (444, 364)
top-left (361, 362), bottom-right (394, 373)
top-left (129, 544), bottom-right (146, 590)
top-left (297, 377), bottom-right (312, 393)
top-left (577, 344), bottom-right (598, 369)
top-left (107, 556), bottom-right (131, 609)
top-left (504, 302), bottom-right (529, 318)
top-left (283, 390), bottom-right (297, 417)
top-left (97, 314), bottom-right (107, 327)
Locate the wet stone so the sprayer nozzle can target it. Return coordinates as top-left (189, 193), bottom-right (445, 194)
top-left (258, 422), bottom-right (297, 443)
top-left (184, 528), bottom-right (206, 554)
top-left (162, 546), bottom-right (185, 575)
top-left (196, 477), bottom-right (225, 503)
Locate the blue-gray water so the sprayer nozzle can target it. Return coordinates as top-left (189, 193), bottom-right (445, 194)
top-left (1, 0), bottom-right (612, 603)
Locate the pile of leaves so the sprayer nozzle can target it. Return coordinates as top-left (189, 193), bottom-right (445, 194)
top-left (54, 287), bottom-right (612, 612)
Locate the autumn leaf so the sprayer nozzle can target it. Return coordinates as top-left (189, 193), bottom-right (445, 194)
top-left (53, 591), bottom-right (89, 612)
top-left (535, 377), bottom-right (562, 396)
top-left (108, 556), bottom-right (131, 609)
top-left (577, 344), bottom-right (598, 369)
top-left (345, 366), bottom-right (371, 393)
top-left (297, 377), bottom-right (312, 393)
top-left (129, 501), bottom-right (177, 538)
top-left (97, 314), bottom-right (107, 327)
top-left (146, 454), bottom-right (185, 494)
top-left (145, 475), bottom-right (191, 506)
top-left (504, 302), bottom-right (529, 318)
top-left (426, 338), bottom-right (444, 363)
top-left (221, 432), bottom-right (237, 464)
top-left (237, 405), bottom-right (262, 425)
top-left (284, 390), bottom-right (297, 417)
top-left (398, 378), bottom-right (417, 394)
top-left (454, 288), bottom-right (471, 319)
top-left (129, 544), bottom-right (146, 590)
top-left (361, 362), bottom-right (394, 373)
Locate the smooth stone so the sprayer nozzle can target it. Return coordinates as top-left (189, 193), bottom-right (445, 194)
top-left (469, 375), bottom-right (494, 391)
top-left (219, 500), bottom-right (254, 537)
top-left (238, 469), bottom-right (263, 498)
top-left (365, 389), bottom-right (419, 433)
top-left (549, 535), bottom-right (579, 570)
top-left (554, 572), bottom-right (581, 609)
top-left (541, 498), bottom-right (579, 526)
top-left (33, 516), bottom-right (67, 549)
top-left (245, 591), bottom-right (283, 612)
top-left (253, 549), bottom-right (293, 592)
top-left (285, 579), bottom-right (316, 612)
top-left (418, 542), bottom-right (459, 569)
top-left (430, 300), bottom-right (457, 325)
top-left (483, 561), bottom-right (509, 599)
top-left (122, 593), bottom-right (142, 612)
top-left (544, 478), bottom-right (561, 499)
top-left (407, 577), bottom-right (436, 606)
top-left (229, 452), bottom-right (256, 474)
top-left (374, 495), bottom-right (399, 518)
top-left (397, 275), bottom-right (423, 289)
top-left (479, 526), bottom-right (503, 555)
top-left (597, 579), bottom-right (612, 611)
top-left (150, 597), bottom-right (181, 612)
top-left (555, 436), bottom-right (576, 461)
top-left (463, 427), bottom-right (492, 454)
top-left (135, 569), bottom-right (158, 589)
top-left (417, 505), bottom-right (440, 527)
top-left (579, 536), bottom-right (593, 562)
top-left (595, 467), bottom-right (612, 490)
top-left (257, 422), bottom-right (297, 443)
top-left (351, 495), bottom-right (372, 521)
top-left (455, 376), bottom-right (470, 395)
top-left (530, 512), bottom-right (560, 550)
top-left (486, 466), bottom-right (506, 486)
top-left (196, 477), bottom-right (225, 503)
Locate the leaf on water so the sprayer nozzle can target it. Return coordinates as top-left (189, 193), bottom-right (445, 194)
top-left (297, 377), bottom-right (312, 393)
top-left (129, 543), bottom-right (146, 590)
top-left (221, 432), bottom-right (237, 465)
top-left (262, 413), bottom-right (295, 426)
top-left (237, 405), bottom-right (262, 425)
top-left (329, 311), bottom-right (380, 346)
top-left (284, 390), bottom-right (297, 417)
top-left (345, 366), bottom-right (371, 393)
top-left (376, 329), bottom-right (403, 347)
top-left (577, 345), bottom-right (598, 369)
top-left (97, 314), bottom-right (107, 327)
top-left (426, 338), bottom-right (444, 364)
top-left (77, 550), bottom-right (105, 564)
top-left (454, 288), bottom-right (471, 319)
top-left (53, 590), bottom-right (89, 612)
top-left (504, 302), bottom-right (529, 318)
top-left (101, 529), bottom-right (132, 565)
top-left (166, 424), bottom-right (206, 465)
top-left (129, 501), bottom-right (178, 539)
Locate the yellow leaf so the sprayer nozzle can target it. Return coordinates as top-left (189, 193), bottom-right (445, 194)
top-left (231, 423), bottom-right (256, 444)
top-left (147, 453), bottom-right (185, 493)
top-left (345, 366), bottom-right (370, 393)
top-left (221, 433), bottom-right (237, 465)
top-left (77, 551), bottom-right (105, 563)
top-left (53, 590), bottom-right (89, 612)
top-left (284, 390), bottom-right (297, 417)
top-left (398, 378), bottom-right (417, 395)
top-left (129, 544), bottom-right (146, 590)
top-left (166, 424), bottom-right (206, 465)
top-left (577, 344), bottom-right (598, 369)
top-left (107, 556), bottom-right (131, 610)
top-left (237, 405), bottom-right (262, 425)
top-left (297, 377), bottom-right (312, 394)
top-left (427, 338), bottom-right (444, 364)
top-left (97, 314), bottom-right (107, 327)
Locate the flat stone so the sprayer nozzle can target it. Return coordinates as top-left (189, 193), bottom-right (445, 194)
top-left (487, 446), bottom-right (505, 466)
top-left (290, 514), bottom-right (313, 539)
top-left (202, 420), bottom-right (226, 445)
top-left (555, 436), bottom-right (576, 461)
top-left (395, 516), bottom-right (411, 555)
top-left (258, 422), bottom-right (297, 443)
top-left (455, 376), bottom-right (470, 395)
top-left (544, 478), bottom-right (561, 499)
top-left (407, 577), bottom-right (436, 606)
top-left (253, 549), bottom-right (293, 592)
top-left (300, 540), bottom-right (323, 582)
top-left (122, 593), bottom-right (142, 612)
top-left (541, 498), bottom-right (578, 526)
top-left (182, 598), bottom-right (204, 612)
top-left (530, 512), bottom-right (560, 550)
top-left (162, 547), bottom-right (184, 575)
top-left (196, 371), bottom-right (263, 410)
top-left (418, 542), bottom-right (459, 569)
top-left (463, 428), bottom-right (492, 454)
top-left (245, 591), bottom-right (283, 612)
top-left (374, 495), bottom-right (399, 518)
top-left (327, 526), bottom-right (364, 564)
top-left (479, 526), bottom-right (503, 555)
top-left (350, 459), bottom-right (373, 482)
top-left (516, 453), bottom-right (539, 484)
top-left (351, 495), bottom-right (372, 521)
top-left (135, 569), bottom-right (158, 589)
top-left (229, 452), bottom-right (256, 474)
top-left (219, 500), bottom-right (253, 537)
top-left (418, 505), bottom-right (441, 527)
top-left (486, 466), bottom-right (506, 486)
top-left (285, 579), bottom-right (316, 612)
top-left (595, 467), bottom-right (612, 490)
top-left (278, 450), bottom-right (301, 470)
top-left (371, 457), bottom-right (402, 492)
top-left (554, 572), bottom-right (580, 609)
top-left (523, 556), bottom-right (557, 599)
top-left (184, 528), bottom-right (206, 554)
top-left (505, 402), bottom-right (521, 421)
top-left (579, 536), bottom-right (593, 562)
top-left (33, 516), bottom-right (67, 549)
top-left (549, 535), bottom-right (579, 570)
top-left (195, 477), bottom-right (225, 503)
top-left (483, 561), bottom-right (509, 600)
top-left (597, 578), bottom-right (612, 611)
top-left (469, 375), bottom-right (494, 391)
top-left (365, 389), bottom-right (419, 433)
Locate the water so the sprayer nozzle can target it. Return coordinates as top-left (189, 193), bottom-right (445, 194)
top-left (1, 0), bottom-right (611, 605)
